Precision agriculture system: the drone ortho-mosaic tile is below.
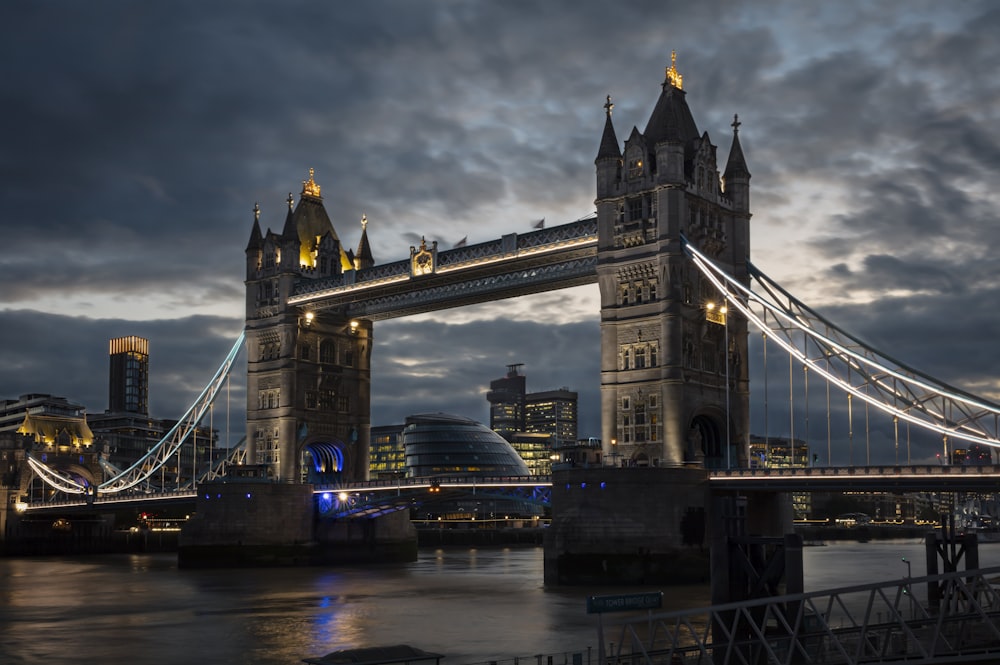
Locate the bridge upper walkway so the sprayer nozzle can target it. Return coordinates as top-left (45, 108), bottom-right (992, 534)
top-left (289, 216), bottom-right (598, 319)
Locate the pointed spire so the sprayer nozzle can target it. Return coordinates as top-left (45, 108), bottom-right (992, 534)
top-left (246, 202), bottom-right (263, 251)
top-left (644, 52), bottom-right (699, 147)
top-left (355, 213), bottom-right (374, 270)
top-left (596, 94), bottom-right (622, 163)
top-left (723, 113), bottom-right (751, 180)
top-left (281, 193), bottom-right (297, 239)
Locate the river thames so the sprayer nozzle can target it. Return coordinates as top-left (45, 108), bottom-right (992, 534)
top-left (1, 540), bottom-right (998, 665)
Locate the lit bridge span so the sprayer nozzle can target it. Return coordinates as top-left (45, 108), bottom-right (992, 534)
top-left (19, 214), bottom-right (1000, 501)
top-left (289, 215), bottom-right (598, 319)
top-left (23, 465), bottom-right (1000, 518)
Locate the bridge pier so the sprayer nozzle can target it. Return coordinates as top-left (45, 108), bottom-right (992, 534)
top-left (179, 477), bottom-right (416, 567)
top-left (3, 511), bottom-right (116, 555)
top-left (544, 466), bottom-right (712, 585)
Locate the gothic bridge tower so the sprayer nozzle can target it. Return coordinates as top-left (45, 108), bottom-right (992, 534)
top-left (596, 54), bottom-right (751, 469)
top-left (244, 170), bottom-right (374, 483)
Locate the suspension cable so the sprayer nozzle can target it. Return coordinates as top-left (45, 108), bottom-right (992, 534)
top-left (680, 235), bottom-right (1000, 450)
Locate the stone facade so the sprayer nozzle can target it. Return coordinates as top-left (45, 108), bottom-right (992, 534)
top-left (595, 57), bottom-right (751, 469)
top-left (544, 466), bottom-right (712, 584)
top-left (244, 174), bottom-right (373, 483)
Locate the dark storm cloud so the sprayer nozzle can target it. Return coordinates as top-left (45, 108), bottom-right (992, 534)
top-left (2, 0), bottom-right (999, 466)
top-left (372, 317), bottom-right (601, 433)
top-left (0, 309), bottom-right (245, 420)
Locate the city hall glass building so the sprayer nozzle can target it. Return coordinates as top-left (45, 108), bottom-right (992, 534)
top-left (402, 413), bottom-right (540, 520)
top-left (403, 413), bottom-right (531, 478)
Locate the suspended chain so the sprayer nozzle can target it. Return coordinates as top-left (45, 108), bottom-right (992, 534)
top-left (26, 331), bottom-right (245, 496)
top-left (680, 236), bottom-right (1000, 449)
top-left (178, 436), bottom-right (248, 490)
top-left (25, 456), bottom-right (89, 495)
top-left (98, 331), bottom-right (245, 493)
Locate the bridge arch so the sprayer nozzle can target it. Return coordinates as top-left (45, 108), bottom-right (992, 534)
top-left (687, 410), bottom-right (728, 469)
top-left (301, 438), bottom-right (347, 484)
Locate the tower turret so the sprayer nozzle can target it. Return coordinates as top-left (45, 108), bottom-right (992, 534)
top-left (723, 114), bottom-right (751, 213)
top-left (595, 95), bottom-right (622, 200)
top-left (245, 202), bottom-right (263, 278)
top-left (355, 214), bottom-right (375, 270)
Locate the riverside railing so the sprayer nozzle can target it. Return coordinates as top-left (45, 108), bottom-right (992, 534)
top-left (600, 565), bottom-right (1000, 665)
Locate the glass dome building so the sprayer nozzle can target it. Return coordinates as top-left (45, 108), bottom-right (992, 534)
top-left (403, 412), bottom-right (532, 478)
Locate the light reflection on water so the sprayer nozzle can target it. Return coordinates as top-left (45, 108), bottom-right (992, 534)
top-left (0, 541), bottom-right (997, 665)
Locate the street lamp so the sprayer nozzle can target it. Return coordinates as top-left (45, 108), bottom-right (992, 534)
top-left (901, 557), bottom-right (911, 578)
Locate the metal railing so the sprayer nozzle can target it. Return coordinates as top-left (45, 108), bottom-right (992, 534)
top-left (600, 566), bottom-right (1000, 665)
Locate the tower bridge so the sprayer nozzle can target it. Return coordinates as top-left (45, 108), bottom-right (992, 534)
top-left (12, 54), bottom-right (1000, 608)
top-left (242, 54), bottom-right (751, 484)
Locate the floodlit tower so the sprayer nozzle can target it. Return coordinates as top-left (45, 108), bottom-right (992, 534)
top-left (595, 53), bottom-right (751, 468)
top-left (244, 171), bottom-right (372, 482)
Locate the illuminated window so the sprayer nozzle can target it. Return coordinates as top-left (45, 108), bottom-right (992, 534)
top-left (627, 152), bottom-right (644, 179)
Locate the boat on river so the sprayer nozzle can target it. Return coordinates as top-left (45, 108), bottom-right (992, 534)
top-left (303, 645), bottom-right (445, 665)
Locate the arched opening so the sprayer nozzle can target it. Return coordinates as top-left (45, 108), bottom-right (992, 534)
top-left (688, 414), bottom-right (725, 469)
top-left (302, 440), bottom-right (345, 484)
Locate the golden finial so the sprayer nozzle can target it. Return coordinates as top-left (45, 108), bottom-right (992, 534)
top-left (302, 167), bottom-right (322, 198)
top-left (361, 213), bottom-right (368, 230)
top-left (665, 50), bottom-right (683, 90)
top-left (254, 202), bottom-right (260, 221)
top-left (604, 94), bottom-right (614, 116)
top-left (287, 192), bottom-right (294, 210)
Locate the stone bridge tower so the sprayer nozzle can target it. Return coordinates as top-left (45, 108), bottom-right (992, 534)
top-left (244, 171), bottom-right (373, 483)
top-left (596, 54), bottom-right (751, 469)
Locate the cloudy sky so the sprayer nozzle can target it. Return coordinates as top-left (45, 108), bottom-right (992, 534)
top-left (2, 1), bottom-right (998, 465)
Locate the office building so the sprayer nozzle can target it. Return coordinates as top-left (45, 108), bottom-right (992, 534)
top-left (486, 365), bottom-right (578, 469)
top-left (525, 388), bottom-right (577, 448)
top-left (370, 423), bottom-right (406, 479)
top-left (486, 364), bottom-right (527, 441)
top-left (108, 336), bottom-right (149, 415)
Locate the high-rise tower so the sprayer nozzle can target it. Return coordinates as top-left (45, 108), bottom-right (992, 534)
top-left (108, 336), bottom-right (149, 415)
top-left (487, 363), bottom-right (526, 441)
top-left (595, 54), bottom-right (751, 468)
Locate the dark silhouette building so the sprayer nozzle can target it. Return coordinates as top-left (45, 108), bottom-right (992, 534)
top-left (486, 364), bottom-right (527, 441)
top-left (108, 336), bottom-right (149, 415)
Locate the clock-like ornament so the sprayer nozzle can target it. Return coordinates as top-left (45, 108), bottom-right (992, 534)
top-left (410, 236), bottom-right (436, 276)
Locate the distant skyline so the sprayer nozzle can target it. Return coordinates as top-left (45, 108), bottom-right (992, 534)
top-left (2, 2), bottom-right (999, 463)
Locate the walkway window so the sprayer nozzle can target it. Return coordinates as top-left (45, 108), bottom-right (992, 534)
top-left (320, 340), bottom-right (336, 364)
